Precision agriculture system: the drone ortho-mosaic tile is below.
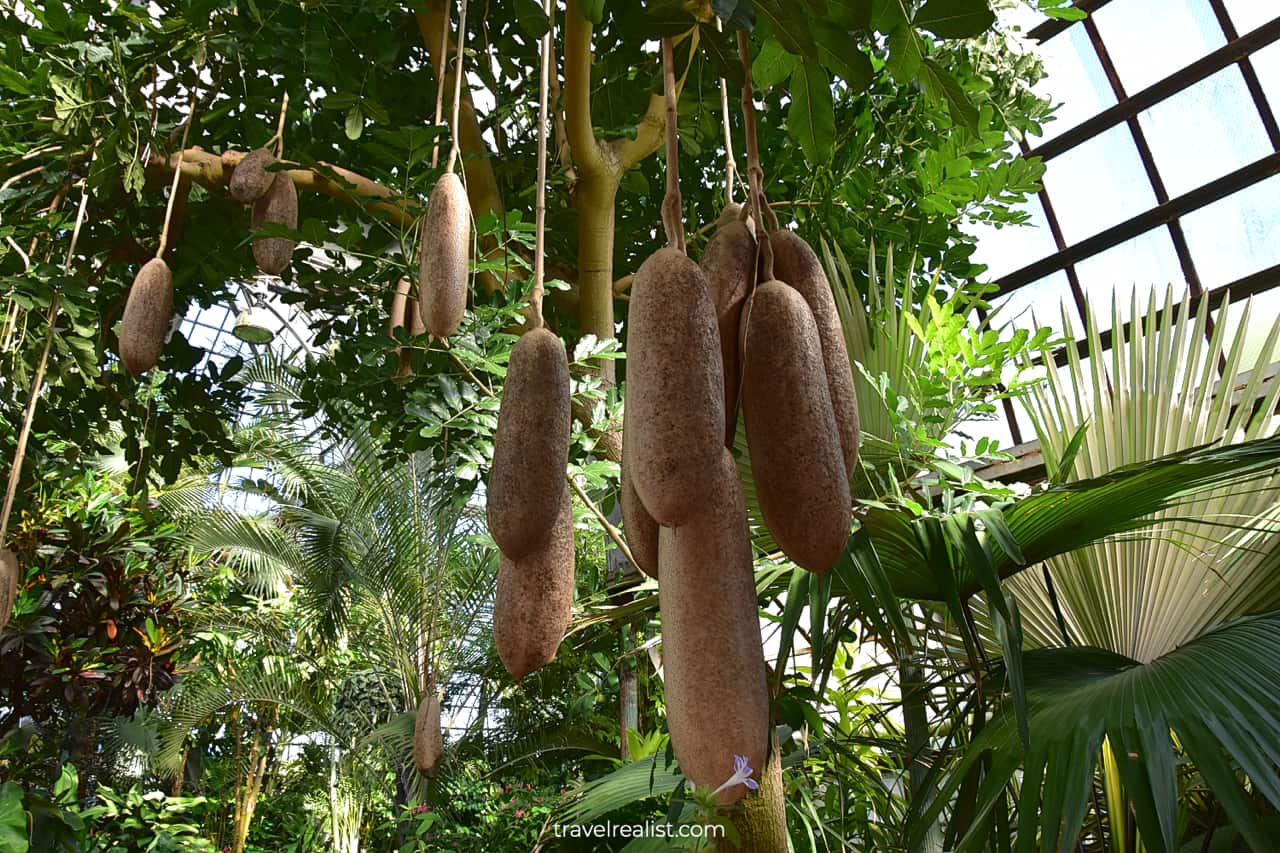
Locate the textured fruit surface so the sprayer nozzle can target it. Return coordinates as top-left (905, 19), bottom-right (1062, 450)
top-left (741, 281), bottom-right (851, 573)
top-left (487, 328), bottom-right (571, 560)
top-left (494, 488), bottom-right (575, 680)
top-left (418, 172), bottom-right (470, 338)
top-left (658, 449), bottom-right (768, 805)
top-left (625, 247), bottom-right (725, 525)
top-left (413, 693), bottom-right (443, 777)
top-left (770, 230), bottom-right (860, 474)
top-left (119, 258), bottom-right (174, 375)
top-left (0, 548), bottom-right (17, 632)
top-left (388, 278), bottom-right (411, 337)
top-left (620, 406), bottom-right (658, 579)
top-left (701, 218), bottom-right (755, 445)
top-left (251, 171), bottom-right (298, 275)
top-left (229, 147), bottom-right (276, 204)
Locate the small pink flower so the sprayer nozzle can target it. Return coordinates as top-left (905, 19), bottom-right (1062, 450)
top-left (515, 808), bottom-right (526, 818)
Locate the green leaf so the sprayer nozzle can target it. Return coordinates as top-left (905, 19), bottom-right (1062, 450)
top-left (578, 0), bottom-right (604, 25)
top-left (812, 24), bottom-right (873, 89)
top-left (885, 23), bottom-right (923, 83)
top-left (0, 61), bottom-right (33, 94)
top-left (698, 22), bottom-right (745, 89)
top-left (751, 37), bottom-right (800, 89)
top-left (0, 783), bottom-right (26, 853)
top-left (914, 0), bottom-right (996, 38)
top-left (787, 62), bottom-right (835, 164)
top-left (916, 613), bottom-right (1280, 853)
top-left (867, 434), bottom-right (1280, 601)
top-left (515, 0), bottom-right (551, 38)
top-left (918, 57), bottom-right (979, 133)
top-left (752, 0), bottom-right (816, 56)
top-left (344, 105), bottom-right (363, 140)
top-left (713, 0), bottom-right (755, 30)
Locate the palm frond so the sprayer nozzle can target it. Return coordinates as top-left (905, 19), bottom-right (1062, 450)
top-left (912, 611), bottom-right (1280, 853)
top-left (1005, 287), bottom-right (1280, 658)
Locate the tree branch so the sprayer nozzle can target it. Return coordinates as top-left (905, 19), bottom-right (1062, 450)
top-left (147, 148), bottom-right (418, 228)
top-left (563, 0), bottom-right (608, 178)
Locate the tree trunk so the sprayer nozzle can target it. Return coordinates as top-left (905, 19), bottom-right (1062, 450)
top-left (724, 727), bottom-right (788, 851)
top-left (574, 172), bottom-right (620, 375)
top-left (231, 708), bottom-right (275, 853)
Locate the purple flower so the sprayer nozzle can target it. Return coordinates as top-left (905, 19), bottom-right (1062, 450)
top-left (712, 754), bottom-right (759, 795)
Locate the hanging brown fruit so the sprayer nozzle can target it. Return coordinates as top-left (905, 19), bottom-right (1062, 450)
top-left (620, 407), bottom-right (658, 579)
top-left (487, 327), bottom-right (571, 560)
top-left (494, 488), bottom-right (575, 680)
top-left (658, 449), bottom-right (769, 805)
top-left (741, 280), bottom-right (851, 573)
top-left (251, 171), bottom-right (298, 275)
top-left (770, 230), bottom-right (860, 474)
top-left (417, 172), bottom-right (470, 338)
top-left (229, 148), bottom-right (276, 204)
top-left (700, 213), bottom-right (755, 445)
top-left (389, 279), bottom-right (421, 381)
top-left (0, 548), bottom-right (18, 631)
top-left (413, 692), bottom-right (444, 777)
top-left (625, 248), bottom-right (726, 525)
top-left (119, 258), bottom-right (175, 375)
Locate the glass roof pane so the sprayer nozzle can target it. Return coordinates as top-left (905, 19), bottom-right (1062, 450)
top-left (1093, 0), bottom-right (1227, 94)
top-left (990, 270), bottom-right (1081, 339)
top-left (1182, 173), bottom-right (1280, 288)
top-left (1137, 66), bottom-right (1272, 198)
top-left (969, 195), bottom-right (1060, 280)
top-left (1220, 0), bottom-right (1277, 36)
top-left (1251, 39), bottom-right (1280, 106)
top-left (1040, 124), bottom-right (1158, 243)
top-left (1029, 24), bottom-right (1118, 144)
top-left (1075, 227), bottom-right (1187, 332)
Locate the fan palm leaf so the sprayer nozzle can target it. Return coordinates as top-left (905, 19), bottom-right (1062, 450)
top-left (911, 612), bottom-right (1280, 853)
top-left (1006, 288), bottom-right (1280, 659)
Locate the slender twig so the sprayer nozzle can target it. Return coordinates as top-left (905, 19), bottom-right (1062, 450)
top-left (156, 95), bottom-right (198, 260)
top-left (0, 165), bottom-right (44, 196)
top-left (716, 18), bottom-right (737, 207)
top-left (530, 0), bottom-right (553, 328)
top-left (660, 36), bottom-right (684, 253)
top-left (567, 475), bottom-right (638, 570)
top-left (736, 29), bottom-right (774, 281)
top-left (444, 0), bottom-right (469, 174)
top-left (269, 92), bottom-right (289, 158)
top-left (3, 236), bottom-right (29, 272)
top-left (430, 3), bottom-right (450, 170)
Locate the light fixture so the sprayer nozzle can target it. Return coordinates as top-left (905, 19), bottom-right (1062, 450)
top-left (233, 305), bottom-right (276, 344)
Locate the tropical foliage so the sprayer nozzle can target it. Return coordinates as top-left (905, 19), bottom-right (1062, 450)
top-left (1, 0), bottom-right (1278, 850)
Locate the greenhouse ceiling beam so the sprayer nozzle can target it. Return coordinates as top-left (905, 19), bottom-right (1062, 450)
top-left (1027, 0), bottom-right (1112, 44)
top-left (1026, 16), bottom-right (1280, 164)
top-left (1207, 0), bottom-right (1280, 150)
top-left (995, 150), bottom-right (1280, 294)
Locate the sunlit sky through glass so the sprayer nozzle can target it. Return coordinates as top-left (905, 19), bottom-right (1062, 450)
top-left (969, 0), bottom-right (1280, 452)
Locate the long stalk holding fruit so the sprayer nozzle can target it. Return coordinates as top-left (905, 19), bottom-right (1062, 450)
top-left (530, 0), bottom-right (553, 328)
top-left (660, 36), bottom-right (684, 253)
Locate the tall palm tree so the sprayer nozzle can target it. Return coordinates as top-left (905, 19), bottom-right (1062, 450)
top-left (154, 357), bottom-right (497, 850)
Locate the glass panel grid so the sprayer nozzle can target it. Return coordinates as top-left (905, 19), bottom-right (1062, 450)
top-left (965, 0), bottom-right (1280, 463)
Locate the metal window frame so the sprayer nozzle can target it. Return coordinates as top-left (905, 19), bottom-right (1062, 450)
top-left (983, 1), bottom-right (1280, 455)
top-left (994, 2), bottom-right (1280, 354)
